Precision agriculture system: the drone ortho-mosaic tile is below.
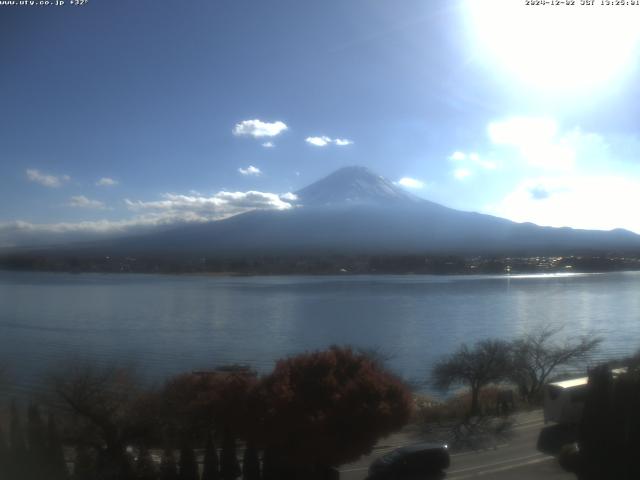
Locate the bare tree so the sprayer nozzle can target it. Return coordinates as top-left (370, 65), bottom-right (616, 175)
top-left (49, 362), bottom-right (154, 479)
top-left (432, 339), bottom-right (511, 416)
top-left (509, 326), bottom-right (601, 403)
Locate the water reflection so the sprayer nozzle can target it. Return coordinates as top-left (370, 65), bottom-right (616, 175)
top-left (1, 271), bottom-right (639, 398)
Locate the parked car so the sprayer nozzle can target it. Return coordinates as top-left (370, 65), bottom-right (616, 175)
top-left (368, 443), bottom-right (450, 479)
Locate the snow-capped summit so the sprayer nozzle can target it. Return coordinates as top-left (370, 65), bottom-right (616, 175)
top-left (295, 166), bottom-right (417, 207)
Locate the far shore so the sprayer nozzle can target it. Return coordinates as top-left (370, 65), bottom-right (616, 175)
top-left (3, 250), bottom-right (640, 279)
top-left (2, 266), bottom-right (640, 279)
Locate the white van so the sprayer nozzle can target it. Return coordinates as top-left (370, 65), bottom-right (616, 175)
top-left (543, 376), bottom-right (588, 424)
top-left (544, 368), bottom-right (627, 424)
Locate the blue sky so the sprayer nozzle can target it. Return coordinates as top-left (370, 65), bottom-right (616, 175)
top-left (2, 0), bottom-right (640, 246)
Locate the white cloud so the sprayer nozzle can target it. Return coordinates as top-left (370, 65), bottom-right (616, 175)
top-left (0, 189), bottom-right (299, 247)
top-left (488, 117), bottom-right (575, 170)
top-left (488, 175), bottom-right (640, 234)
top-left (68, 195), bottom-right (106, 209)
top-left (238, 165), bottom-right (262, 176)
top-left (96, 177), bottom-right (118, 187)
top-left (488, 117), bottom-right (557, 146)
top-left (125, 190), bottom-right (295, 219)
top-left (262, 142), bottom-right (275, 148)
top-left (305, 136), bottom-right (353, 147)
top-left (280, 192), bottom-right (298, 201)
top-left (395, 177), bottom-right (425, 189)
top-left (448, 151), bottom-right (497, 172)
top-left (477, 159), bottom-right (497, 170)
top-left (306, 136), bottom-right (332, 147)
top-left (233, 119), bottom-right (288, 138)
top-left (26, 169), bottom-right (70, 188)
top-left (450, 118), bottom-right (640, 232)
top-left (453, 168), bottom-right (472, 180)
top-left (0, 217), bottom-right (183, 248)
top-left (6, 187), bottom-right (299, 245)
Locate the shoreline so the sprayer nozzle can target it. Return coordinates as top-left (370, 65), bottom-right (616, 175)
top-left (1, 266), bottom-right (640, 279)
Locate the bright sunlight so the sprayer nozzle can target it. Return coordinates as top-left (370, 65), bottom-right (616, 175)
top-left (465, 0), bottom-right (640, 93)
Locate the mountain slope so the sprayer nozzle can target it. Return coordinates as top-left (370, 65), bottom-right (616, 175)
top-left (89, 166), bottom-right (640, 257)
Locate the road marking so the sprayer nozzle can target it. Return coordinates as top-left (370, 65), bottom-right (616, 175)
top-left (340, 466), bottom-right (369, 473)
top-left (511, 420), bottom-right (544, 430)
top-left (448, 455), bottom-right (553, 479)
top-left (512, 421), bottom-right (545, 431)
top-left (450, 444), bottom-right (510, 457)
top-left (448, 452), bottom-right (546, 475)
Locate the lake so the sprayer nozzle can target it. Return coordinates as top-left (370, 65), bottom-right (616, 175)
top-left (1, 270), bottom-right (639, 398)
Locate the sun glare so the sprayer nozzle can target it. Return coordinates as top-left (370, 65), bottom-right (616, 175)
top-left (465, 0), bottom-right (640, 93)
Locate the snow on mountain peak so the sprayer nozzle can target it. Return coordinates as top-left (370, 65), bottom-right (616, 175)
top-left (295, 166), bottom-right (417, 207)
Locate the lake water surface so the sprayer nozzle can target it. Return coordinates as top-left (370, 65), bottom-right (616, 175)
top-left (1, 270), bottom-right (639, 397)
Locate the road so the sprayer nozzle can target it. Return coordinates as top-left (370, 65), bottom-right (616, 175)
top-left (338, 410), bottom-right (576, 480)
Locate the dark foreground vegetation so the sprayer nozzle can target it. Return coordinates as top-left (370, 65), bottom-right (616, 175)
top-left (559, 354), bottom-right (640, 480)
top-left (0, 346), bottom-right (413, 480)
top-left (1, 331), bottom-right (634, 480)
top-left (0, 328), bottom-right (602, 480)
top-left (2, 251), bottom-right (640, 275)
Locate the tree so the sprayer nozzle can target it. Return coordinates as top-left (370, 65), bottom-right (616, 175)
top-left (252, 346), bottom-right (413, 478)
top-left (178, 445), bottom-right (198, 480)
top-left (134, 446), bottom-right (158, 480)
top-left (210, 368), bottom-right (256, 480)
top-left (50, 363), bottom-right (149, 479)
top-left (47, 413), bottom-right (69, 480)
top-left (9, 400), bottom-right (27, 479)
top-left (432, 339), bottom-right (511, 416)
top-left (0, 363), bottom-right (8, 392)
top-left (241, 443), bottom-right (260, 480)
top-left (161, 366), bottom-right (257, 479)
top-left (0, 423), bottom-right (9, 480)
top-left (220, 427), bottom-right (241, 480)
top-left (95, 446), bottom-right (135, 480)
top-left (509, 326), bottom-right (601, 403)
top-left (201, 433), bottom-right (220, 480)
top-left (159, 449), bottom-right (178, 480)
top-left (161, 373), bottom-right (214, 442)
top-left (73, 445), bottom-right (96, 480)
top-left (27, 404), bottom-right (47, 479)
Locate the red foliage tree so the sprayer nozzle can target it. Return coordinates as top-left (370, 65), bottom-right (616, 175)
top-left (251, 346), bottom-right (413, 473)
top-left (162, 367), bottom-right (258, 442)
top-left (162, 367), bottom-right (258, 480)
top-left (161, 373), bottom-right (217, 440)
top-left (201, 432), bottom-right (220, 480)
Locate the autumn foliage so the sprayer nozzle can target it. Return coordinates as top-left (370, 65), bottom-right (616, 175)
top-left (1, 347), bottom-right (412, 480)
top-left (252, 346), bottom-right (413, 469)
top-left (161, 367), bottom-right (258, 438)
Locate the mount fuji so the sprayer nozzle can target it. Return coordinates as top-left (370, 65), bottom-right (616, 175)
top-left (88, 166), bottom-right (640, 257)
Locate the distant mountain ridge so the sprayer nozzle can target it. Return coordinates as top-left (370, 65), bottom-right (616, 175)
top-left (25, 166), bottom-right (640, 258)
top-left (75, 165), bottom-right (640, 257)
